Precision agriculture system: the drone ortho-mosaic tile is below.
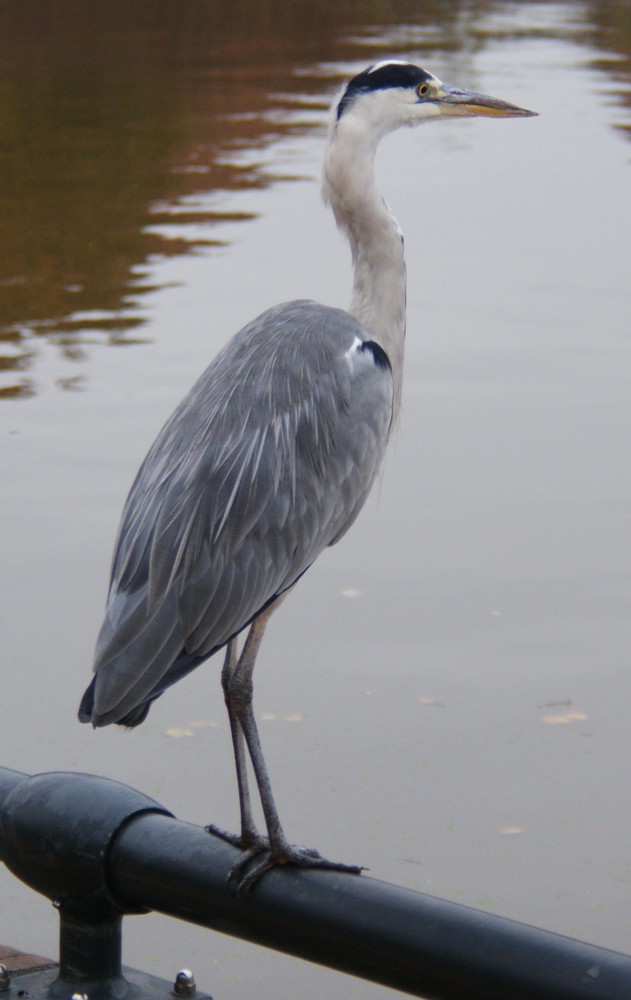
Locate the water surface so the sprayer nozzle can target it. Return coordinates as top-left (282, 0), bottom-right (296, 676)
top-left (2, 3), bottom-right (631, 998)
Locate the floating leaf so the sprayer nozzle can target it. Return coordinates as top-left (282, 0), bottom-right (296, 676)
top-left (543, 710), bottom-right (588, 725)
top-left (261, 711), bottom-right (303, 722)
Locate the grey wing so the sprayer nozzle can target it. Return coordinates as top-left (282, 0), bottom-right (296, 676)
top-left (88, 300), bottom-right (393, 724)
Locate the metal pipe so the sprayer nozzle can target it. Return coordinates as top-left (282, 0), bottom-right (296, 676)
top-left (2, 767), bottom-right (631, 1000)
top-left (51, 907), bottom-right (127, 1000)
top-left (110, 811), bottom-right (631, 1000)
top-left (0, 767), bottom-right (169, 998)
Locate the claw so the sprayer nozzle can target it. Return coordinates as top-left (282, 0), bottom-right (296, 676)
top-left (205, 823), bottom-right (272, 885)
top-left (226, 843), bottom-right (271, 884)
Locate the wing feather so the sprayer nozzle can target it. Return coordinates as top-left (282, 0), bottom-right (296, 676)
top-left (87, 300), bottom-right (393, 724)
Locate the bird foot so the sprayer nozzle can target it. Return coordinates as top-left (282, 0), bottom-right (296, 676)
top-left (215, 827), bottom-right (366, 892)
top-left (206, 824), bottom-right (364, 890)
top-left (238, 842), bottom-right (365, 891)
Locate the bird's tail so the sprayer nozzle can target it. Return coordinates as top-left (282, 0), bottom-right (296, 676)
top-left (78, 677), bottom-right (96, 723)
top-left (78, 675), bottom-right (152, 728)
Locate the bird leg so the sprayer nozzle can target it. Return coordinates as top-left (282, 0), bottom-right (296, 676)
top-left (207, 610), bottom-right (280, 864)
top-left (206, 637), bottom-right (265, 850)
top-left (228, 610), bottom-right (288, 848)
top-left (209, 606), bottom-right (364, 889)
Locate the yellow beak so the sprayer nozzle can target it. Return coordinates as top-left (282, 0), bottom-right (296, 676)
top-left (436, 84), bottom-right (537, 118)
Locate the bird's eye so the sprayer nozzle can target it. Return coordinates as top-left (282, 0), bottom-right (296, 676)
top-left (417, 82), bottom-right (430, 98)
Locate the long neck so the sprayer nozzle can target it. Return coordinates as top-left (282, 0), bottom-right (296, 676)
top-left (323, 117), bottom-right (407, 419)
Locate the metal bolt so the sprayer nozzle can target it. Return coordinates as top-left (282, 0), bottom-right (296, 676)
top-left (173, 969), bottom-right (196, 996)
top-left (0, 965), bottom-right (10, 992)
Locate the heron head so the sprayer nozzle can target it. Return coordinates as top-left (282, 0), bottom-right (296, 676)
top-left (335, 61), bottom-right (537, 134)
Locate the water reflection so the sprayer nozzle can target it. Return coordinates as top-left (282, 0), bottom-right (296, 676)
top-left (0, 3), bottom-right (305, 396)
top-left (0, 0), bottom-right (630, 398)
top-left (2, 2), bottom-right (631, 997)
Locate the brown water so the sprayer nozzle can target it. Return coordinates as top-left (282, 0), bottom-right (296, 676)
top-left (2, 2), bottom-right (631, 997)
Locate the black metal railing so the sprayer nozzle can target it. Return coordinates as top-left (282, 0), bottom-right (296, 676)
top-left (1, 765), bottom-right (631, 1000)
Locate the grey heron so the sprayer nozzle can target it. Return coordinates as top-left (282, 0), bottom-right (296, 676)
top-left (79, 61), bottom-right (535, 886)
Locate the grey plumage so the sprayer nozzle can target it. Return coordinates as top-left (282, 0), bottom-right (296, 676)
top-left (79, 61), bottom-right (534, 884)
top-left (80, 302), bottom-right (392, 726)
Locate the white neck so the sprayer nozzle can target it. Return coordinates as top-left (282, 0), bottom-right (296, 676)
top-left (322, 111), bottom-right (407, 419)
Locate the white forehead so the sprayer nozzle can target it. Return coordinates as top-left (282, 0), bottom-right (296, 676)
top-left (368, 59), bottom-right (409, 74)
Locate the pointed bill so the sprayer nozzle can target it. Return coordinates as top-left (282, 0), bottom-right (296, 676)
top-left (436, 84), bottom-right (537, 118)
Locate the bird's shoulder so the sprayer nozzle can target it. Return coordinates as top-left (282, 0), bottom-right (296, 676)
top-left (134, 299), bottom-right (391, 484)
top-left (195, 298), bottom-right (390, 408)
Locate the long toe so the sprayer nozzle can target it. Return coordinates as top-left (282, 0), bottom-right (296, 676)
top-left (206, 823), bottom-right (269, 853)
top-left (237, 842), bottom-right (365, 891)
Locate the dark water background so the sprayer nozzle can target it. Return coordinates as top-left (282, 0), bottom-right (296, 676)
top-left (2, 2), bottom-right (631, 998)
